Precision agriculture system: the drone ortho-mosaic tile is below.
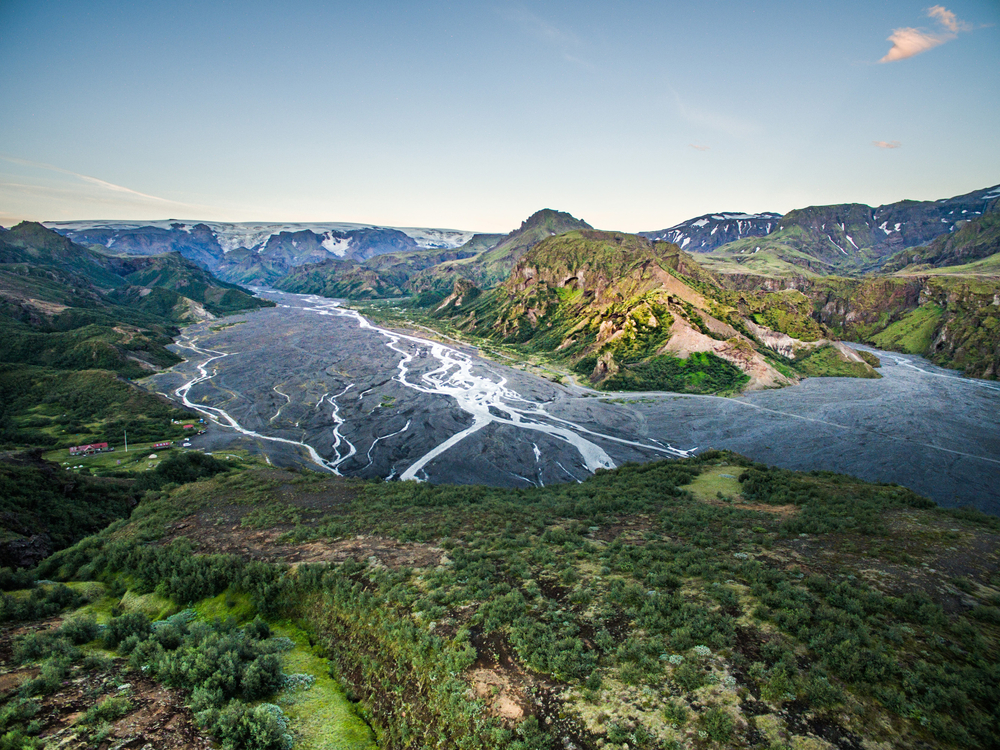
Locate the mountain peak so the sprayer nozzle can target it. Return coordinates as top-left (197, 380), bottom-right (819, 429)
top-left (519, 209), bottom-right (592, 234)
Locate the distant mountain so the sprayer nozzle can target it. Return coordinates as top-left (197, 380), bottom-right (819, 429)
top-left (701, 184), bottom-right (1000, 276)
top-left (0, 222), bottom-right (270, 378)
top-left (275, 234), bottom-right (503, 300)
top-left (46, 220), bottom-right (478, 285)
top-left (641, 211), bottom-right (782, 252)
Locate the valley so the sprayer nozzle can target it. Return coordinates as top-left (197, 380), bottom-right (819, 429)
top-left (147, 291), bottom-right (1000, 514)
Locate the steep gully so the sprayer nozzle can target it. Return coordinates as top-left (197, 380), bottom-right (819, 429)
top-left (170, 295), bottom-right (692, 482)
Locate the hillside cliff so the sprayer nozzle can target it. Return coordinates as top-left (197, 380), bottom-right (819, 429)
top-left (432, 231), bottom-right (876, 393)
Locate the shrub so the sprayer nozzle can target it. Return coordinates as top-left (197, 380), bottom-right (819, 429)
top-left (198, 702), bottom-right (293, 750)
top-left (84, 695), bottom-right (133, 725)
top-left (104, 613), bottom-right (151, 650)
top-left (59, 616), bottom-right (100, 645)
top-left (242, 655), bottom-right (284, 700)
top-left (700, 707), bottom-right (734, 743)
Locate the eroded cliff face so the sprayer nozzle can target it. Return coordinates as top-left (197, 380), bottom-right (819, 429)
top-left (715, 272), bottom-right (1000, 379)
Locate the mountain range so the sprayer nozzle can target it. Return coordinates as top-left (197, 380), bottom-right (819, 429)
top-left (22, 182), bottom-right (1000, 387)
top-left (45, 184), bottom-right (1000, 286)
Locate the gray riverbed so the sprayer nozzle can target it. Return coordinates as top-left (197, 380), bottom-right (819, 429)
top-left (146, 292), bottom-right (1000, 515)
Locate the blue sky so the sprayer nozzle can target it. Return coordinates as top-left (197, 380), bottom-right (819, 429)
top-left (1, 1), bottom-right (998, 232)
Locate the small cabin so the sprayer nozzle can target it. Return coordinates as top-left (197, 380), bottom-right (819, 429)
top-left (68, 442), bottom-right (111, 456)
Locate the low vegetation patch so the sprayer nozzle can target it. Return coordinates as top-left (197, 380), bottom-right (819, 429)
top-left (0, 451), bottom-right (994, 749)
top-left (602, 351), bottom-right (750, 394)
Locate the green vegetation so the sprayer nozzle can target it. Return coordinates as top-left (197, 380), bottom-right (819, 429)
top-left (0, 222), bottom-right (271, 452)
top-left (0, 457), bottom-right (137, 557)
top-left (0, 365), bottom-right (191, 448)
top-left (870, 304), bottom-right (945, 354)
top-left (7, 608), bottom-right (302, 750)
top-left (0, 451), bottom-right (992, 749)
top-left (855, 348), bottom-right (881, 368)
top-left (792, 344), bottom-right (882, 379)
top-left (602, 352), bottom-right (750, 394)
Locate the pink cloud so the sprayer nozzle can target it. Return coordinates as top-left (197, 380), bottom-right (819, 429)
top-left (927, 5), bottom-right (969, 33)
top-left (880, 27), bottom-right (952, 62)
top-left (879, 6), bottom-right (969, 63)
top-left (873, 141), bottom-right (902, 149)
top-left (689, 144), bottom-right (710, 152)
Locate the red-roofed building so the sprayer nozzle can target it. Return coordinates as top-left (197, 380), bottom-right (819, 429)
top-left (182, 424), bottom-right (195, 429)
top-left (69, 442), bottom-right (111, 456)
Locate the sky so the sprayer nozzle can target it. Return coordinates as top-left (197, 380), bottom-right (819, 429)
top-left (1, 1), bottom-right (998, 233)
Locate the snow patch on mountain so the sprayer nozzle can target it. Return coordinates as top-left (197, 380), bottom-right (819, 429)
top-left (45, 220), bottom-right (478, 253)
top-left (640, 211), bottom-right (783, 253)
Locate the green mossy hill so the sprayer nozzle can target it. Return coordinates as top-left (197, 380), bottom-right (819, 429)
top-left (16, 453), bottom-right (1000, 749)
top-left (213, 247), bottom-right (291, 287)
top-left (793, 344), bottom-right (882, 378)
top-left (714, 287), bottom-right (827, 342)
top-left (422, 231), bottom-right (877, 391)
top-left (0, 451), bottom-right (139, 567)
top-left (883, 202), bottom-right (1000, 273)
top-left (105, 252), bottom-right (271, 316)
top-left (1, 223), bottom-right (270, 319)
top-left (0, 365), bottom-right (191, 449)
top-left (429, 231), bottom-right (714, 379)
top-left (277, 260), bottom-right (406, 299)
top-left (0, 222), bottom-right (125, 289)
top-left (719, 274), bottom-right (1000, 379)
top-left (817, 277), bottom-right (1000, 378)
top-left (601, 351), bottom-right (749, 393)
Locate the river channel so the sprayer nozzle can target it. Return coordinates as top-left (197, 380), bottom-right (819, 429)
top-left (146, 292), bottom-right (1000, 515)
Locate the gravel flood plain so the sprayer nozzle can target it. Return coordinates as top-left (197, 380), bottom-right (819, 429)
top-left (146, 293), bottom-right (1000, 515)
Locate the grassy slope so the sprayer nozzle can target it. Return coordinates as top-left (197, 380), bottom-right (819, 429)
top-left (12, 453), bottom-right (1000, 749)
top-left (0, 223), bottom-right (274, 450)
top-left (883, 205), bottom-right (1000, 273)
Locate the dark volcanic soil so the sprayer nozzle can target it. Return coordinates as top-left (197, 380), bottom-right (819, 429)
top-left (146, 292), bottom-right (1000, 515)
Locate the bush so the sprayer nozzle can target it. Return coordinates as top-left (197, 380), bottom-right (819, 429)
top-left (198, 702), bottom-right (293, 750)
top-left (59, 616), bottom-right (100, 645)
top-left (242, 655), bottom-right (284, 700)
top-left (700, 707), bottom-right (734, 743)
top-left (84, 695), bottom-right (133, 725)
top-left (105, 613), bottom-right (151, 650)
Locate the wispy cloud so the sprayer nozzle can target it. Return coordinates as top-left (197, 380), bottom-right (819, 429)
top-left (873, 141), bottom-right (902, 149)
top-left (498, 5), bottom-right (590, 67)
top-left (689, 144), bottom-right (711, 152)
top-left (880, 6), bottom-right (970, 63)
top-left (0, 154), bottom-right (192, 206)
top-left (668, 86), bottom-right (759, 139)
top-left (926, 5), bottom-right (970, 33)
